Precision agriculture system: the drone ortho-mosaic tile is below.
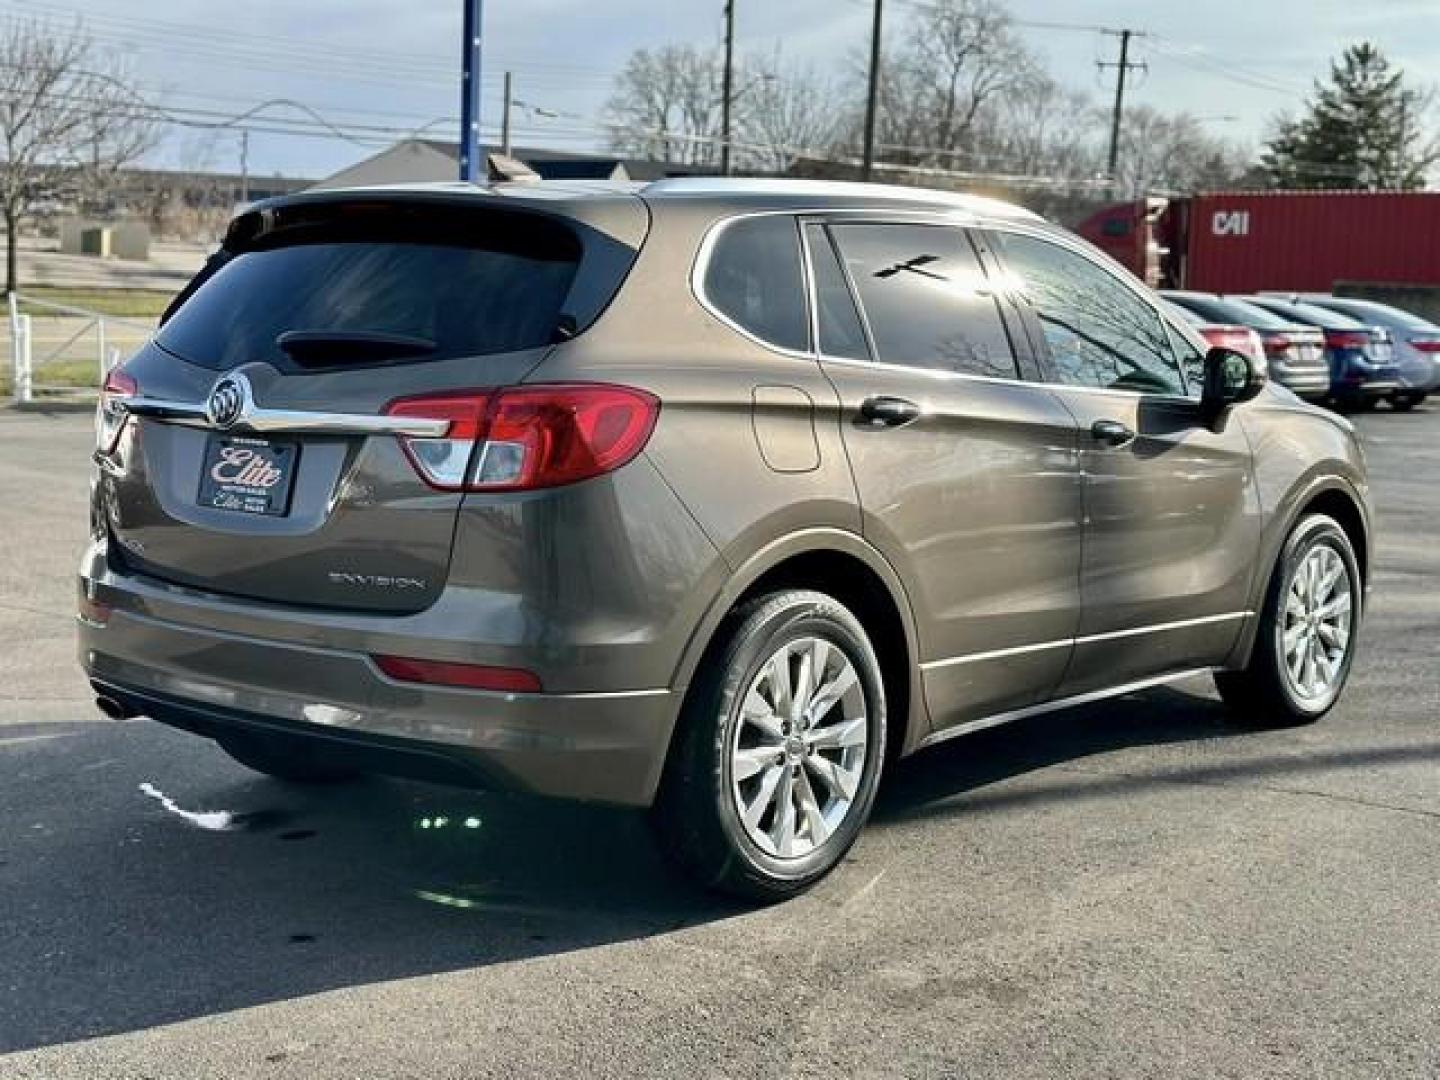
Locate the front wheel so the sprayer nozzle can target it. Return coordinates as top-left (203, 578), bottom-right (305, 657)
top-left (1390, 392), bottom-right (1424, 412)
top-left (1215, 513), bottom-right (1361, 726)
top-left (652, 589), bottom-right (887, 901)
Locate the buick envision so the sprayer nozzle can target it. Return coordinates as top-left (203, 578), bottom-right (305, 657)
top-left (82, 179), bottom-right (1371, 899)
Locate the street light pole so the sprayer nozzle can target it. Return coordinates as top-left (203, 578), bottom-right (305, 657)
top-left (861, 0), bottom-right (883, 182)
top-left (459, 0), bottom-right (484, 182)
top-left (720, 0), bottom-right (735, 176)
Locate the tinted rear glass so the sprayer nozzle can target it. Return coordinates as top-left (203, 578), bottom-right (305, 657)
top-left (1314, 298), bottom-right (1438, 331)
top-left (702, 215), bottom-right (809, 351)
top-left (832, 223), bottom-right (1018, 379)
top-left (159, 206), bottom-right (582, 371)
top-left (1242, 298), bottom-right (1362, 330)
top-left (1166, 294), bottom-right (1291, 330)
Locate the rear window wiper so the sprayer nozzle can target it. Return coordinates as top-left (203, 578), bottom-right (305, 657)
top-left (275, 329), bottom-right (437, 367)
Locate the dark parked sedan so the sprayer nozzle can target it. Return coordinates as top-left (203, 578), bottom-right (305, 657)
top-left (1241, 295), bottom-right (1401, 408)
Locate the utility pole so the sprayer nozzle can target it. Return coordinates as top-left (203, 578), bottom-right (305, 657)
top-left (239, 129), bottom-right (249, 206)
top-left (720, 0), bottom-right (735, 176)
top-left (1098, 28), bottom-right (1147, 189)
top-left (458, 0), bottom-right (484, 182)
top-left (501, 70), bottom-right (514, 157)
top-left (861, 0), bottom-right (883, 182)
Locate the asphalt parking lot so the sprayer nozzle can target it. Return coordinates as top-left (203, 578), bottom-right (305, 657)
top-left (1, 405), bottom-right (1436, 1079)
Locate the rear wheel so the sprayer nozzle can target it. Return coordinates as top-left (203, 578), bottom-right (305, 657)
top-left (652, 589), bottom-right (887, 901)
top-left (1215, 513), bottom-right (1360, 727)
top-left (218, 732), bottom-right (361, 784)
top-left (1390, 392), bottom-right (1424, 412)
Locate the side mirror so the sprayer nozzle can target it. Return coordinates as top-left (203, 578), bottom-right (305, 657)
top-left (1201, 346), bottom-right (1265, 418)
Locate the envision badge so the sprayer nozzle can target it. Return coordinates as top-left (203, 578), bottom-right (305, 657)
top-left (205, 373), bottom-right (251, 430)
top-left (328, 572), bottom-right (428, 590)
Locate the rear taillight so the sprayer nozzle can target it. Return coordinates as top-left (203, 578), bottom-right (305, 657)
top-left (384, 384), bottom-right (660, 492)
top-left (96, 368), bottom-right (137, 454)
top-left (1409, 337), bottom-right (1440, 354)
top-left (373, 654), bottom-right (542, 693)
top-left (1324, 330), bottom-right (1371, 350)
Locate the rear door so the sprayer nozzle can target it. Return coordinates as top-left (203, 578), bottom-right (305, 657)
top-left (990, 227), bottom-right (1261, 696)
top-left (807, 219), bottom-right (1083, 731)
top-left (101, 196), bottom-right (642, 613)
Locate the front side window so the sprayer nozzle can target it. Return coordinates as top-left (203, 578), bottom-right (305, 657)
top-left (829, 223), bottom-right (1018, 379)
top-left (702, 215), bottom-right (809, 352)
top-left (997, 231), bottom-right (1185, 396)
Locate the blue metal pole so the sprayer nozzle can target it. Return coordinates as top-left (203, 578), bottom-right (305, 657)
top-left (459, 0), bottom-right (483, 182)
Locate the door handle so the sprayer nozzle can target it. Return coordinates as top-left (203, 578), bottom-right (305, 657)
top-left (859, 395), bottom-right (921, 428)
top-left (1090, 419), bottom-right (1136, 447)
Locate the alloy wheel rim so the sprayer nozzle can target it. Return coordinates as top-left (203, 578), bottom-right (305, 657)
top-left (729, 636), bottom-right (868, 861)
top-left (1278, 543), bottom-right (1353, 702)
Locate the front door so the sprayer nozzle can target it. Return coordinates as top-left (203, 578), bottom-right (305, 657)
top-left (806, 220), bottom-right (1084, 732)
top-left (990, 227), bottom-right (1262, 696)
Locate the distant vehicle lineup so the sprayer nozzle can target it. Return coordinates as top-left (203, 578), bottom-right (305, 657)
top-left (1079, 192), bottom-right (1440, 413)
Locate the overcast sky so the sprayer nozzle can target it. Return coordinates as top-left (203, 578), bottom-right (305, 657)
top-left (47, 0), bottom-right (1440, 181)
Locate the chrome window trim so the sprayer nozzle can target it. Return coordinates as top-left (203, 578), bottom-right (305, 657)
top-left (919, 610), bottom-right (1253, 672)
top-left (690, 210), bottom-right (818, 360)
top-left (690, 206), bottom-right (985, 363)
top-left (916, 667), bottom-right (1217, 750)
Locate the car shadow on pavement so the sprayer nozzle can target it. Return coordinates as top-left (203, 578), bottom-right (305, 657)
top-left (874, 684), bottom-right (1240, 822)
top-left (0, 721), bottom-right (742, 1053)
top-left (5, 684), bottom-right (1415, 1053)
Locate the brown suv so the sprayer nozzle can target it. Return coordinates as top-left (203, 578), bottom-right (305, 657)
top-left (81, 178), bottom-right (1371, 899)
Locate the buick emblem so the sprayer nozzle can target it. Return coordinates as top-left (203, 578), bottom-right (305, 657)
top-left (205, 373), bottom-right (249, 430)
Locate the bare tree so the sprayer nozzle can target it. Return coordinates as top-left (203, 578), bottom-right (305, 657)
top-left (0, 18), bottom-right (157, 292)
top-left (1115, 107), bottom-right (1251, 196)
top-left (602, 44), bottom-right (724, 167)
top-left (735, 51), bottom-right (842, 173)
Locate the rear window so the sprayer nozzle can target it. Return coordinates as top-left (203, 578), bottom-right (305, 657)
top-left (158, 205), bottom-right (582, 371)
top-left (1246, 299), bottom-right (1363, 330)
top-left (1319, 298), bottom-right (1438, 331)
top-left (1167, 294), bottom-right (1290, 330)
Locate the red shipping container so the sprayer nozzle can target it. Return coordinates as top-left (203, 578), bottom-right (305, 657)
top-left (1182, 191), bottom-right (1440, 293)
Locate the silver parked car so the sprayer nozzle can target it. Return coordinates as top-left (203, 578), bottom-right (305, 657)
top-left (1161, 290), bottom-right (1330, 401)
top-left (82, 179), bottom-right (1372, 898)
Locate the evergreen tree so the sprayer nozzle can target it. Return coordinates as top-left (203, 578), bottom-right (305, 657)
top-left (1262, 42), bottom-right (1437, 190)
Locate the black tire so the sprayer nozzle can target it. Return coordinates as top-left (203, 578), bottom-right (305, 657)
top-left (1215, 513), bottom-right (1361, 727)
top-left (651, 589), bottom-right (887, 902)
top-left (218, 732), bottom-right (361, 784)
top-left (1390, 393), bottom-right (1424, 412)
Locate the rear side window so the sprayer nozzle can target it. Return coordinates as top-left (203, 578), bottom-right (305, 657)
top-left (701, 215), bottom-right (809, 352)
top-left (830, 223), bottom-right (1018, 379)
top-left (158, 206), bottom-right (582, 371)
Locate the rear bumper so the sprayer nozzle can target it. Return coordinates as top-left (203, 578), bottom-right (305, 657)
top-left (79, 602), bottom-right (679, 808)
top-left (1267, 365), bottom-right (1330, 399)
